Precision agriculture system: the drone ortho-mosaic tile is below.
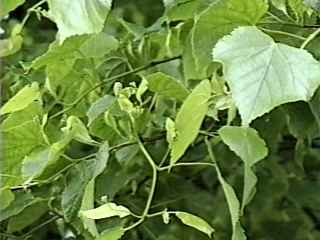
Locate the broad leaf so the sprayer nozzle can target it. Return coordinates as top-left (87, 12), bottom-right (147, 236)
top-left (48, 0), bottom-right (112, 42)
top-left (0, 83), bottom-right (40, 115)
top-left (81, 202), bottom-right (131, 219)
top-left (183, 0), bottom-right (268, 79)
top-left (97, 226), bottom-right (126, 240)
top-left (0, 189), bottom-right (14, 210)
top-left (175, 211), bottom-right (214, 238)
top-left (213, 26), bottom-right (320, 125)
top-left (170, 80), bottom-right (211, 164)
top-left (146, 72), bottom-right (189, 101)
top-left (219, 126), bottom-right (268, 212)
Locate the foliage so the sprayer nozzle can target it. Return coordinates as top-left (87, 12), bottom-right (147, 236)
top-left (1, 0), bottom-right (320, 239)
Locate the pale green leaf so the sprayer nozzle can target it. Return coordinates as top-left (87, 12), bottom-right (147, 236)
top-left (215, 165), bottom-right (246, 240)
top-left (171, 80), bottom-right (211, 163)
top-left (81, 202), bottom-right (131, 219)
top-left (62, 116), bottom-right (97, 145)
top-left (304, 0), bottom-right (320, 11)
top-left (0, 0), bottom-right (25, 17)
top-left (0, 83), bottom-right (40, 115)
top-left (146, 72), bottom-right (189, 101)
top-left (219, 126), bottom-right (268, 212)
top-left (48, 0), bottom-right (112, 42)
top-left (80, 181), bottom-right (99, 237)
top-left (184, 0), bottom-right (268, 79)
top-left (213, 26), bottom-right (320, 125)
top-left (97, 226), bottom-right (126, 240)
top-left (175, 211), bottom-right (214, 238)
top-left (87, 95), bottom-right (115, 126)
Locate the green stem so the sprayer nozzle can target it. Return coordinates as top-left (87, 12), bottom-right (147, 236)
top-left (158, 162), bottom-right (216, 171)
top-left (20, 0), bottom-right (47, 31)
top-left (259, 27), bottom-right (306, 41)
top-left (300, 28), bottom-right (320, 49)
top-left (49, 56), bottom-right (181, 119)
top-left (137, 138), bottom-right (158, 217)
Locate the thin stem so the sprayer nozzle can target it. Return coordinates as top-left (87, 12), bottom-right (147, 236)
top-left (137, 138), bottom-right (158, 217)
top-left (259, 27), bottom-right (306, 41)
top-left (20, 0), bottom-right (47, 30)
top-left (158, 162), bottom-right (216, 171)
top-left (49, 56), bottom-right (181, 119)
top-left (301, 28), bottom-right (320, 49)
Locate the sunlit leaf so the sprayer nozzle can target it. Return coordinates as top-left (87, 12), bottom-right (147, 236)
top-left (81, 202), bottom-right (131, 219)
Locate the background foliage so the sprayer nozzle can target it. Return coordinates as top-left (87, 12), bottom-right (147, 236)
top-left (1, 0), bottom-right (320, 239)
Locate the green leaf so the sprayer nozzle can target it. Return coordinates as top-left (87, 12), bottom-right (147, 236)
top-left (146, 72), bottom-right (190, 101)
top-left (175, 211), bottom-right (214, 238)
top-left (48, 0), bottom-right (112, 42)
top-left (87, 95), bottom-right (116, 126)
top-left (0, 0), bottom-right (25, 17)
top-left (0, 189), bottom-right (15, 211)
top-left (213, 26), bottom-right (320, 125)
top-left (62, 116), bottom-right (97, 145)
top-left (80, 180), bottom-right (99, 237)
top-left (0, 82), bottom-right (40, 115)
top-left (62, 160), bottom-right (95, 221)
top-left (95, 141), bottom-right (110, 177)
top-left (183, 0), bottom-right (268, 79)
top-left (7, 201), bottom-right (47, 233)
top-left (0, 192), bottom-right (40, 222)
top-left (271, 0), bottom-right (288, 14)
top-left (171, 80), bottom-right (211, 164)
top-left (215, 165), bottom-right (246, 240)
top-left (97, 226), bottom-right (126, 240)
top-left (1, 119), bottom-right (45, 187)
top-left (80, 202), bottom-right (131, 219)
top-left (32, 33), bottom-right (118, 70)
top-left (0, 34), bottom-right (23, 57)
top-left (219, 126), bottom-right (268, 212)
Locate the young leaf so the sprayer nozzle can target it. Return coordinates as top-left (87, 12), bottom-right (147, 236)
top-left (80, 202), bottom-right (131, 219)
top-left (0, 83), bottom-right (40, 115)
top-left (171, 80), bottom-right (211, 164)
top-left (97, 226), bottom-right (126, 240)
top-left (175, 211), bottom-right (214, 238)
top-left (213, 26), bottom-right (320, 125)
top-left (48, 0), bottom-right (112, 43)
top-left (146, 72), bottom-right (189, 101)
top-left (219, 126), bottom-right (268, 212)
top-left (183, 0), bottom-right (268, 79)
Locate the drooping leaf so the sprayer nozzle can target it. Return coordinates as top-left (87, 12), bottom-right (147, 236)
top-left (0, 0), bottom-right (25, 17)
top-left (171, 80), bottom-right (211, 164)
top-left (80, 181), bottom-right (99, 237)
top-left (183, 0), bottom-right (268, 79)
top-left (87, 95), bottom-right (116, 126)
top-left (80, 202), bottom-right (131, 219)
top-left (97, 226), bottom-right (126, 240)
top-left (219, 126), bottom-right (268, 212)
top-left (213, 26), bottom-right (320, 125)
top-left (62, 116), bottom-right (97, 145)
top-left (62, 160), bottom-right (96, 221)
top-left (146, 72), bottom-right (189, 101)
top-left (0, 82), bottom-right (40, 115)
top-left (48, 0), bottom-right (112, 43)
top-left (175, 211), bottom-right (214, 238)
